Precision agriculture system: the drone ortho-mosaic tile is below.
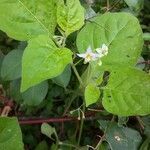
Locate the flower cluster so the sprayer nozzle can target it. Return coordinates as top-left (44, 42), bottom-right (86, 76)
top-left (77, 44), bottom-right (108, 65)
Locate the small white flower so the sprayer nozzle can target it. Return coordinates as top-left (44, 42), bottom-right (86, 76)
top-left (77, 46), bottom-right (99, 64)
top-left (96, 44), bottom-right (108, 57)
top-left (77, 44), bottom-right (108, 65)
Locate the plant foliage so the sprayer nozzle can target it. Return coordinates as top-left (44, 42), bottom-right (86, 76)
top-left (0, 0), bottom-right (149, 149)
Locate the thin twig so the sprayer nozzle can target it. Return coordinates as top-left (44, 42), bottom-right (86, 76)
top-left (0, 96), bottom-right (14, 116)
top-left (136, 116), bottom-right (145, 131)
top-left (95, 115), bottom-right (115, 149)
top-left (88, 108), bottom-right (103, 112)
top-left (108, 0), bottom-right (121, 11)
top-left (137, 60), bottom-right (150, 65)
top-left (106, 0), bottom-right (110, 11)
top-left (95, 135), bottom-right (105, 150)
top-left (1, 106), bottom-right (11, 117)
top-left (77, 103), bottom-right (86, 146)
top-left (63, 95), bottom-right (77, 116)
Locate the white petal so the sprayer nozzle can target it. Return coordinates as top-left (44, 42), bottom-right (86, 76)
top-left (102, 44), bottom-right (108, 51)
top-left (77, 53), bottom-right (86, 58)
top-left (96, 48), bottom-right (102, 54)
top-left (92, 53), bottom-right (100, 60)
top-left (98, 53), bottom-right (104, 58)
top-left (86, 45), bottom-right (92, 53)
top-left (105, 51), bottom-right (108, 55)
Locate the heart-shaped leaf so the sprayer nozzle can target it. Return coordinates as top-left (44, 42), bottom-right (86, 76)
top-left (57, 0), bottom-right (85, 36)
top-left (41, 123), bottom-right (57, 141)
top-left (98, 121), bottom-right (142, 150)
top-left (102, 68), bottom-right (150, 116)
top-left (52, 65), bottom-right (71, 88)
top-left (85, 83), bottom-right (100, 107)
top-left (1, 49), bottom-right (23, 80)
top-left (0, 0), bottom-right (57, 40)
top-left (77, 13), bottom-right (143, 70)
top-left (0, 117), bottom-right (24, 150)
top-left (22, 81), bottom-right (48, 106)
top-left (21, 35), bottom-right (72, 92)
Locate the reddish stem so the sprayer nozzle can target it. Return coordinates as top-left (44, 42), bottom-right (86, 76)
top-left (18, 115), bottom-right (102, 125)
top-left (19, 117), bottom-right (77, 125)
top-left (137, 60), bottom-right (150, 65)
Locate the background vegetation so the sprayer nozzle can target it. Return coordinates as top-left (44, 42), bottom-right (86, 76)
top-left (0, 0), bottom-right (149, 149)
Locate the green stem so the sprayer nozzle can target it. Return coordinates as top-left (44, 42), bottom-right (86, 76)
top-left (54, 131), bottom-right (59, 143)
top-left (74, 59), bottom-right (83, 66)
top-left (62, 36), bottom-right (66, 47)
top-left (63, 94), bottom-right (77, 116)
top-left (77, 102), bottom-right (86, 146)
top-left (106, 0), bottom-right (110, 11)
top-left (59, 142), bottom-right (79, 149)
top-left (71, 63), bottom-right (85, 146)
top-left (71, 63), bottom-right (84, 88)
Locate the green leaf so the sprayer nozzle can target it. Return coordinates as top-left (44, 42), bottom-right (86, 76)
top-left (22, 81), bottom-right (48, 106)
top-left (35, 140), bottom-right (49, 150)
top-left (0, 0), bottom-right (57, 40)
top-left (1, 49), bottom-right (23, 81)
top-left (0, 117), bottom-right (24, 150)
top-left (102, 68), bottom-right (150, 116)
top-left (10, 79), bottom-right (22, 102)
top-left (81, 64), bottom-right (93, 87)
top-left (85, 83), bottom-right (100, 107)
top-left (0, 52), bottom-right (4, 81)
top-left (57, 0), bottom-right (85, 36)
top-left (0, 52), bottom-right (4, 68)
top-left (51, 144), bottom-right (58, 150)
top-left (98, 142), bottom-right (110, 150)
top-left (77, 13), bottom-right (143, 70)
top-left (118, 117), bottom-right (129, 127)
top-left (41, 123), bottom-right (57, 141)
top-left (136, 57), bottom-right (145, 70)
top-left (85, 6), bottom-right (96, 20)
top-left (124, 0), bottom-right (144, 12)
top-left (143, 33), bottom-right (150, 41)
top-left (81, 63), bottom-right (104, 87)
top-left (98, 121), bottom-right (142, 150)
top-left (139, 138), bottom-right (150, 150)
top-left (141, 116), bottom-right (150, 137)
top-left (21, 35), bottom-right (72, 92)
top-left (78, 146), bottom-right (89, 150)
top-left (52, 65), bottom-right (71, 88)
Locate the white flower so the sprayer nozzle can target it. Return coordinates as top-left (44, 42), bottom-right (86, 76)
top-left (77, 44), bottom-right (108, 65)
top-left (96, 44), bottom-right (108, 57)
top-left (77, 46), bottom-right (99, 64)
